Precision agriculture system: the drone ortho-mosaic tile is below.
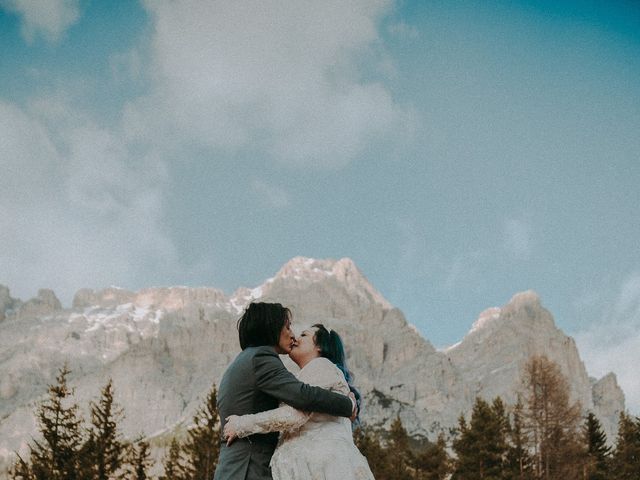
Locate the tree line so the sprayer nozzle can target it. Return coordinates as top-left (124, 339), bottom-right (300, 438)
top-left (11, 356), bottom-right (640, 479)
top-left (354, 355), bottom-right (640, 479)
top-left (10, 365), bottom-right (219, 480)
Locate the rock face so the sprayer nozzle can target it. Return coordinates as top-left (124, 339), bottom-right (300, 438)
top-left (0, 285), bottom-right (21, 322)
top-left (444, 290), bottom-right (623, 441)
top-left (592, 373), bottom-right (626, 438)
top-left (0, 286), bottom-right (62, 322)
top-left (0, 258), bottom-right (626, 477)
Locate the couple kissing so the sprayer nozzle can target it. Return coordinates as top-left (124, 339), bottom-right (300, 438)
top-left (214, 302), bottom-right (374, 480)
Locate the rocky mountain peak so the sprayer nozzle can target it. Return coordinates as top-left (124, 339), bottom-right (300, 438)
top-left (0, 285), bottom-right (11, 303)
top-left (73, 286), bottom-right (228, 311)
top-left (507, 289), bottom-right (541, 307)
top-left (469, 307), bottom-right (502, 333)
top-left (463, 291), bottom-right (549, 340)
top-left (475, 290), bottom-right (555, 336)
top-left (591, 373), bottom-right (626, 441)
top-left (73, 286), bottom-right (135, 309)
top-left (443, 289), bottom-right (625, 440)
top-left (0, 285), bottom-right (21, 322)
top-left (275, 256), bottom-right (352, 281)
top-left (1, 287), bottom-right (63, 322)
top-left (272, 256), bottom-right (392, 309)
top-left (512, 294), bottom-right (558, 338)
top-left (501, 290), bottom-right (548, 320)
top-left (35, 289), bottom-right (62, 307)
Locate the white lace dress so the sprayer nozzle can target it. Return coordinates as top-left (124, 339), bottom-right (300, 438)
top-left (229, 356), bottom-right (374, 480)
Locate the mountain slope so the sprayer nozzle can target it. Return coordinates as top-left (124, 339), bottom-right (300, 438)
top-left (0, 257), bottom-right (625, 476)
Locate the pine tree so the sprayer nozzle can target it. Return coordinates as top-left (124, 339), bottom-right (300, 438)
top-left (127, 438), bottom-right (153, 480)
top-left (353, 426), bottom-right (388, 478)
top-left (491, 396), bottom-right (511, 465)
top-left (522, 355), bottom-right (582, 480)
top-left (452, 413), bottom-right (473, 479)
top-left (160, 438), bottom-right (189, 480)
top-left (451, 396), bottom-right (509, 479)
top-left (413, 432), bottom-right (451, 480)
top-left (384, 416), bottom-right (414, 479)
top-left (9, 455), bottom-right (33, 480)
top-left (505, 398), bottom-right (533, 480)
top-left (181, 384), bottom-right (221, 480)
top-left (19, 364), bottom-right (85, 480)
top-left (611, 412), bottom-right (640, 479)
top-left (82, 379), bottom-right (129, 480)
top-left (583, 412), bottom-right (611, 480)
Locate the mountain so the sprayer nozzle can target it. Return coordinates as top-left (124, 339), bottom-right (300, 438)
top-left (0, 257), bottom-right (625, 477)
top-left (445, 291), bottom-right (624, 437)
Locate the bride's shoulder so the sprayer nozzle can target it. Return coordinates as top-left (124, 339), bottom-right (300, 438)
top-left (301, 357), bottom-right (342, 378)
top-left (306, 356), bottom-right (335, 369)
top-left (299, 357), bottom-right (348, 389)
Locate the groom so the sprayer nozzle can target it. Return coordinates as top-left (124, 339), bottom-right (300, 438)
top-left (213, 302), bottom-right (355, 480)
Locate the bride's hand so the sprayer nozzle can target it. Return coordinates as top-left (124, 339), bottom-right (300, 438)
top-left (224, 415), bottom-right (239, 446)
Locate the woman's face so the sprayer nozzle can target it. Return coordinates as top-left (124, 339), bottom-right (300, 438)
top-left (289, 327), bottom-right (321, 367)
top-left (275, 316), bottom-right (295, 354)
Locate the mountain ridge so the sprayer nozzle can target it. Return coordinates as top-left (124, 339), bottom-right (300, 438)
top-left (0, 257), bottom-right (625, 477)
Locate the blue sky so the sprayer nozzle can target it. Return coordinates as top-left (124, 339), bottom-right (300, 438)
top-left (1, 0), bottom-right (639, 411)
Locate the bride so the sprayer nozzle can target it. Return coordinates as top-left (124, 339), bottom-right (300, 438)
top-left (223, 323), bottom-right (374, 479)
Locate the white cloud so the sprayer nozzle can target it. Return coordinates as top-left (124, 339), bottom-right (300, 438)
top-left (387, 21), bottom-right (419, 39)
top-left (614, 274), bottom-right (640, 318)
top-left (123, 0), bottom-right (414, 168)
top-left (0, 0), bottom-right (80, 43)
top-left (444, 250), bottom-right (484, 291)
top-left (110, 49), bottom-right (145, 85)
top-left (575, 272), bottom-right (640, 414)
top-left (251, 179), bottom-right (290, 209)
top-left (0, 0), bottom-right (418, 306)
top-left (503, 218), bottom-right (532, 260)
top-left (0, 101), bottom-right (61, 203)
top-left (0, 97), bottom-right (177, 305)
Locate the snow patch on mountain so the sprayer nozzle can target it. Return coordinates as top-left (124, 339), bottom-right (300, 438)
top-left (469, 307), bottom-right (501, 334)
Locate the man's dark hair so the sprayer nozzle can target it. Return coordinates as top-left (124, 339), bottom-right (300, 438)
top-left (237, 302), bottom-right (291, 350)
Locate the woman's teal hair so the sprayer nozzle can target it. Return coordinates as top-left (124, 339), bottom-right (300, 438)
top-left (312, 323), bottom-right (361, 424)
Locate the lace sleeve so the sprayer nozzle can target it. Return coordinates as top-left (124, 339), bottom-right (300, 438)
top-left (227, 405), bottom-right (311, 438)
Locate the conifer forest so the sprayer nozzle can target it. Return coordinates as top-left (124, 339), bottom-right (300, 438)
top-left (10, 356), bottom-right (640, 480)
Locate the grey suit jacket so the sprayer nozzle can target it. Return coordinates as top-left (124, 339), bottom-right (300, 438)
top-left (213, 346), bottom-right (353, 480)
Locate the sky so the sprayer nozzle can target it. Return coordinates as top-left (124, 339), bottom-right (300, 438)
top-left (1, 0), bottom-right (639, 411)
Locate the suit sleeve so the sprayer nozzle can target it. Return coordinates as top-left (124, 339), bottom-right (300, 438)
top-left (252, 348), bottom-right (353, 417)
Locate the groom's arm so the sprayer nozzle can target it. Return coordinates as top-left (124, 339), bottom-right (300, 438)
top-left (252, 347), bottom-right (353, 417)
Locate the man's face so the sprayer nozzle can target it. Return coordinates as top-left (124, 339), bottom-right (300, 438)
top-left (275, 317), bottom-right (295, 354)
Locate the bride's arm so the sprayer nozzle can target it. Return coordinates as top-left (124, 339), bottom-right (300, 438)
top-left (224, 404), bottom-right (310, 440)
top-left (224, 358), bottom-right (348, 442)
